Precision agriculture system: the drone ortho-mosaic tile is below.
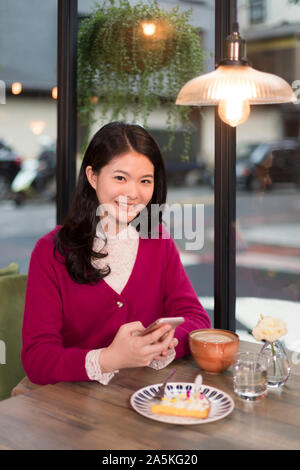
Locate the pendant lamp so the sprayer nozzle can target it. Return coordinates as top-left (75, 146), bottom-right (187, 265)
top-left (176, 23), bottom-right (296, 127)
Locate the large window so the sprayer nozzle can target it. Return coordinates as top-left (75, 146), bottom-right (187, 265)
top-left (5, 1), bottom-right (298, 356)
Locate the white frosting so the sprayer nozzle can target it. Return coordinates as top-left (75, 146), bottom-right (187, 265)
top-left (161, 392), bottom-right (210, 411)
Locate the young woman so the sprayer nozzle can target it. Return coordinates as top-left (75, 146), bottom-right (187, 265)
top-left (21, 122), bottom-right (210, 386)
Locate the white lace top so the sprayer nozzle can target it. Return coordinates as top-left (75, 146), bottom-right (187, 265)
top-left (85, 224), bottom-right (176, 385)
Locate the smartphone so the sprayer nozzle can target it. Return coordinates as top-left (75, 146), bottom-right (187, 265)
top-left (139, 317), bottom-right (184, 337)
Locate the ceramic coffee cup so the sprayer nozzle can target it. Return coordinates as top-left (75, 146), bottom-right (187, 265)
top-left (189, 328), bottom-right (239, 373)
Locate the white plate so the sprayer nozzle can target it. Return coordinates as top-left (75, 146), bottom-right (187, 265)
top-left (130, 382), bottom-right (235, 425)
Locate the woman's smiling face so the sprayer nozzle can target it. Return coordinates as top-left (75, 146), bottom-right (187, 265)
top-left (86, 150), bottom-right (155, 232)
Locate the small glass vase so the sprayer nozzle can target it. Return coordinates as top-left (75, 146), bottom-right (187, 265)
top-left (260, 340), bottom-right (290, 388)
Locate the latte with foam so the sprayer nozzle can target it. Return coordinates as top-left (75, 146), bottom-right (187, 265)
top-left (192, 331), bottom-right (234, 343)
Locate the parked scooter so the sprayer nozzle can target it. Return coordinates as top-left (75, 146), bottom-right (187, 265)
top-left (11, 137), bottom-right (56, 206)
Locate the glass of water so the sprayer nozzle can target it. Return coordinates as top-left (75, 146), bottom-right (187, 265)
top-left (233, 352), bottom-right (268, 401)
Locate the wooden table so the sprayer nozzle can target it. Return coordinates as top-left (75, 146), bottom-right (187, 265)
top-left (0, 341), bottom-right (299, 450)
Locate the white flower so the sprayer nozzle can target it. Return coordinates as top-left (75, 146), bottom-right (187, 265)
top-left (252, 314), bottom-right (288, 343)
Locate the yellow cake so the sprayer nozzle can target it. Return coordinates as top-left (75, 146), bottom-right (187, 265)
top-left (151, 390), bottom-right (211, 419)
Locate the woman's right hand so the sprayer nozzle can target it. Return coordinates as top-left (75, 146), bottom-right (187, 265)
top-left (98, 321), bottom-right (174, 372)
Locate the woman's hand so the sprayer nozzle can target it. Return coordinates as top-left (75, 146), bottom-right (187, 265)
top-left (98, 321), bottom-right (175, 372)
top-left (152, 337), bottom-right (179, 361)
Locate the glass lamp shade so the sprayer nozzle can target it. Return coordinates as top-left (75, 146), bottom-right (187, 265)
top-left (176, 65), bottom-right (297, 127)
top-left (176, 65), bottom-right (296, 105)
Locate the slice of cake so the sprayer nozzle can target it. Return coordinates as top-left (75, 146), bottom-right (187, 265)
top-left (151, 390), bottom-right (210, 419)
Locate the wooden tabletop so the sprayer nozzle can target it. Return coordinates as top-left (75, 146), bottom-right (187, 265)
top-left (0, 341), bottom-right (299, 450)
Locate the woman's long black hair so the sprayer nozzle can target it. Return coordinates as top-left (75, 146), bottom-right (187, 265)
top-left (55, 121), bottom-right (167, 285)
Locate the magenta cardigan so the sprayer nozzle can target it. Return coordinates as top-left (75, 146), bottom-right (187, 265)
top-left (21, 225), bottom-right (211, 385)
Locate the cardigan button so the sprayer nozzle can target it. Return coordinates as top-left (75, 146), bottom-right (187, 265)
top-left (116, 301), bottom-right (124, 308)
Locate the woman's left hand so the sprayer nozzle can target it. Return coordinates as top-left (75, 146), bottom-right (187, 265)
top-left (153, 337), bottom-right (178, 361)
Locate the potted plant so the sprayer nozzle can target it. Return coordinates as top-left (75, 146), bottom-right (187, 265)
top-left (77, 0), bottom-right (205, 157)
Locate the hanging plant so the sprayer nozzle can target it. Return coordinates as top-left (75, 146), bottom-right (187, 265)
top-left (77, 0), bottom-right (205, 158)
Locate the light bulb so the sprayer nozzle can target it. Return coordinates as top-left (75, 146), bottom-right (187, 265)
top-left (12, 82), bottom-right (22, 95)
top-left (142, 22), bottom-right (156, 36)
top-left (52, 86), bottom-right (58, 100)
top-left (218, 98), bottom-right (250, 127)
top-left (29, 120), bottom-right (46, 135)
top-left (90, 96), bottom-right (99, 104)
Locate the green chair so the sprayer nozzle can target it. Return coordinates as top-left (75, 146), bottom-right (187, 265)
top-left (0, 264), bottom-right (27, 401)
top-left (0, 262), bottom-right (19, 277)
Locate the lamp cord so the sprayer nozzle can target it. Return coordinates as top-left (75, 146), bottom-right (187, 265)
top-left (232, 0), bottom-right (239, 33)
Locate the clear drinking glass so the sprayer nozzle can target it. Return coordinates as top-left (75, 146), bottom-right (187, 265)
top-left (233, 352), bottom-right (268, 401)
